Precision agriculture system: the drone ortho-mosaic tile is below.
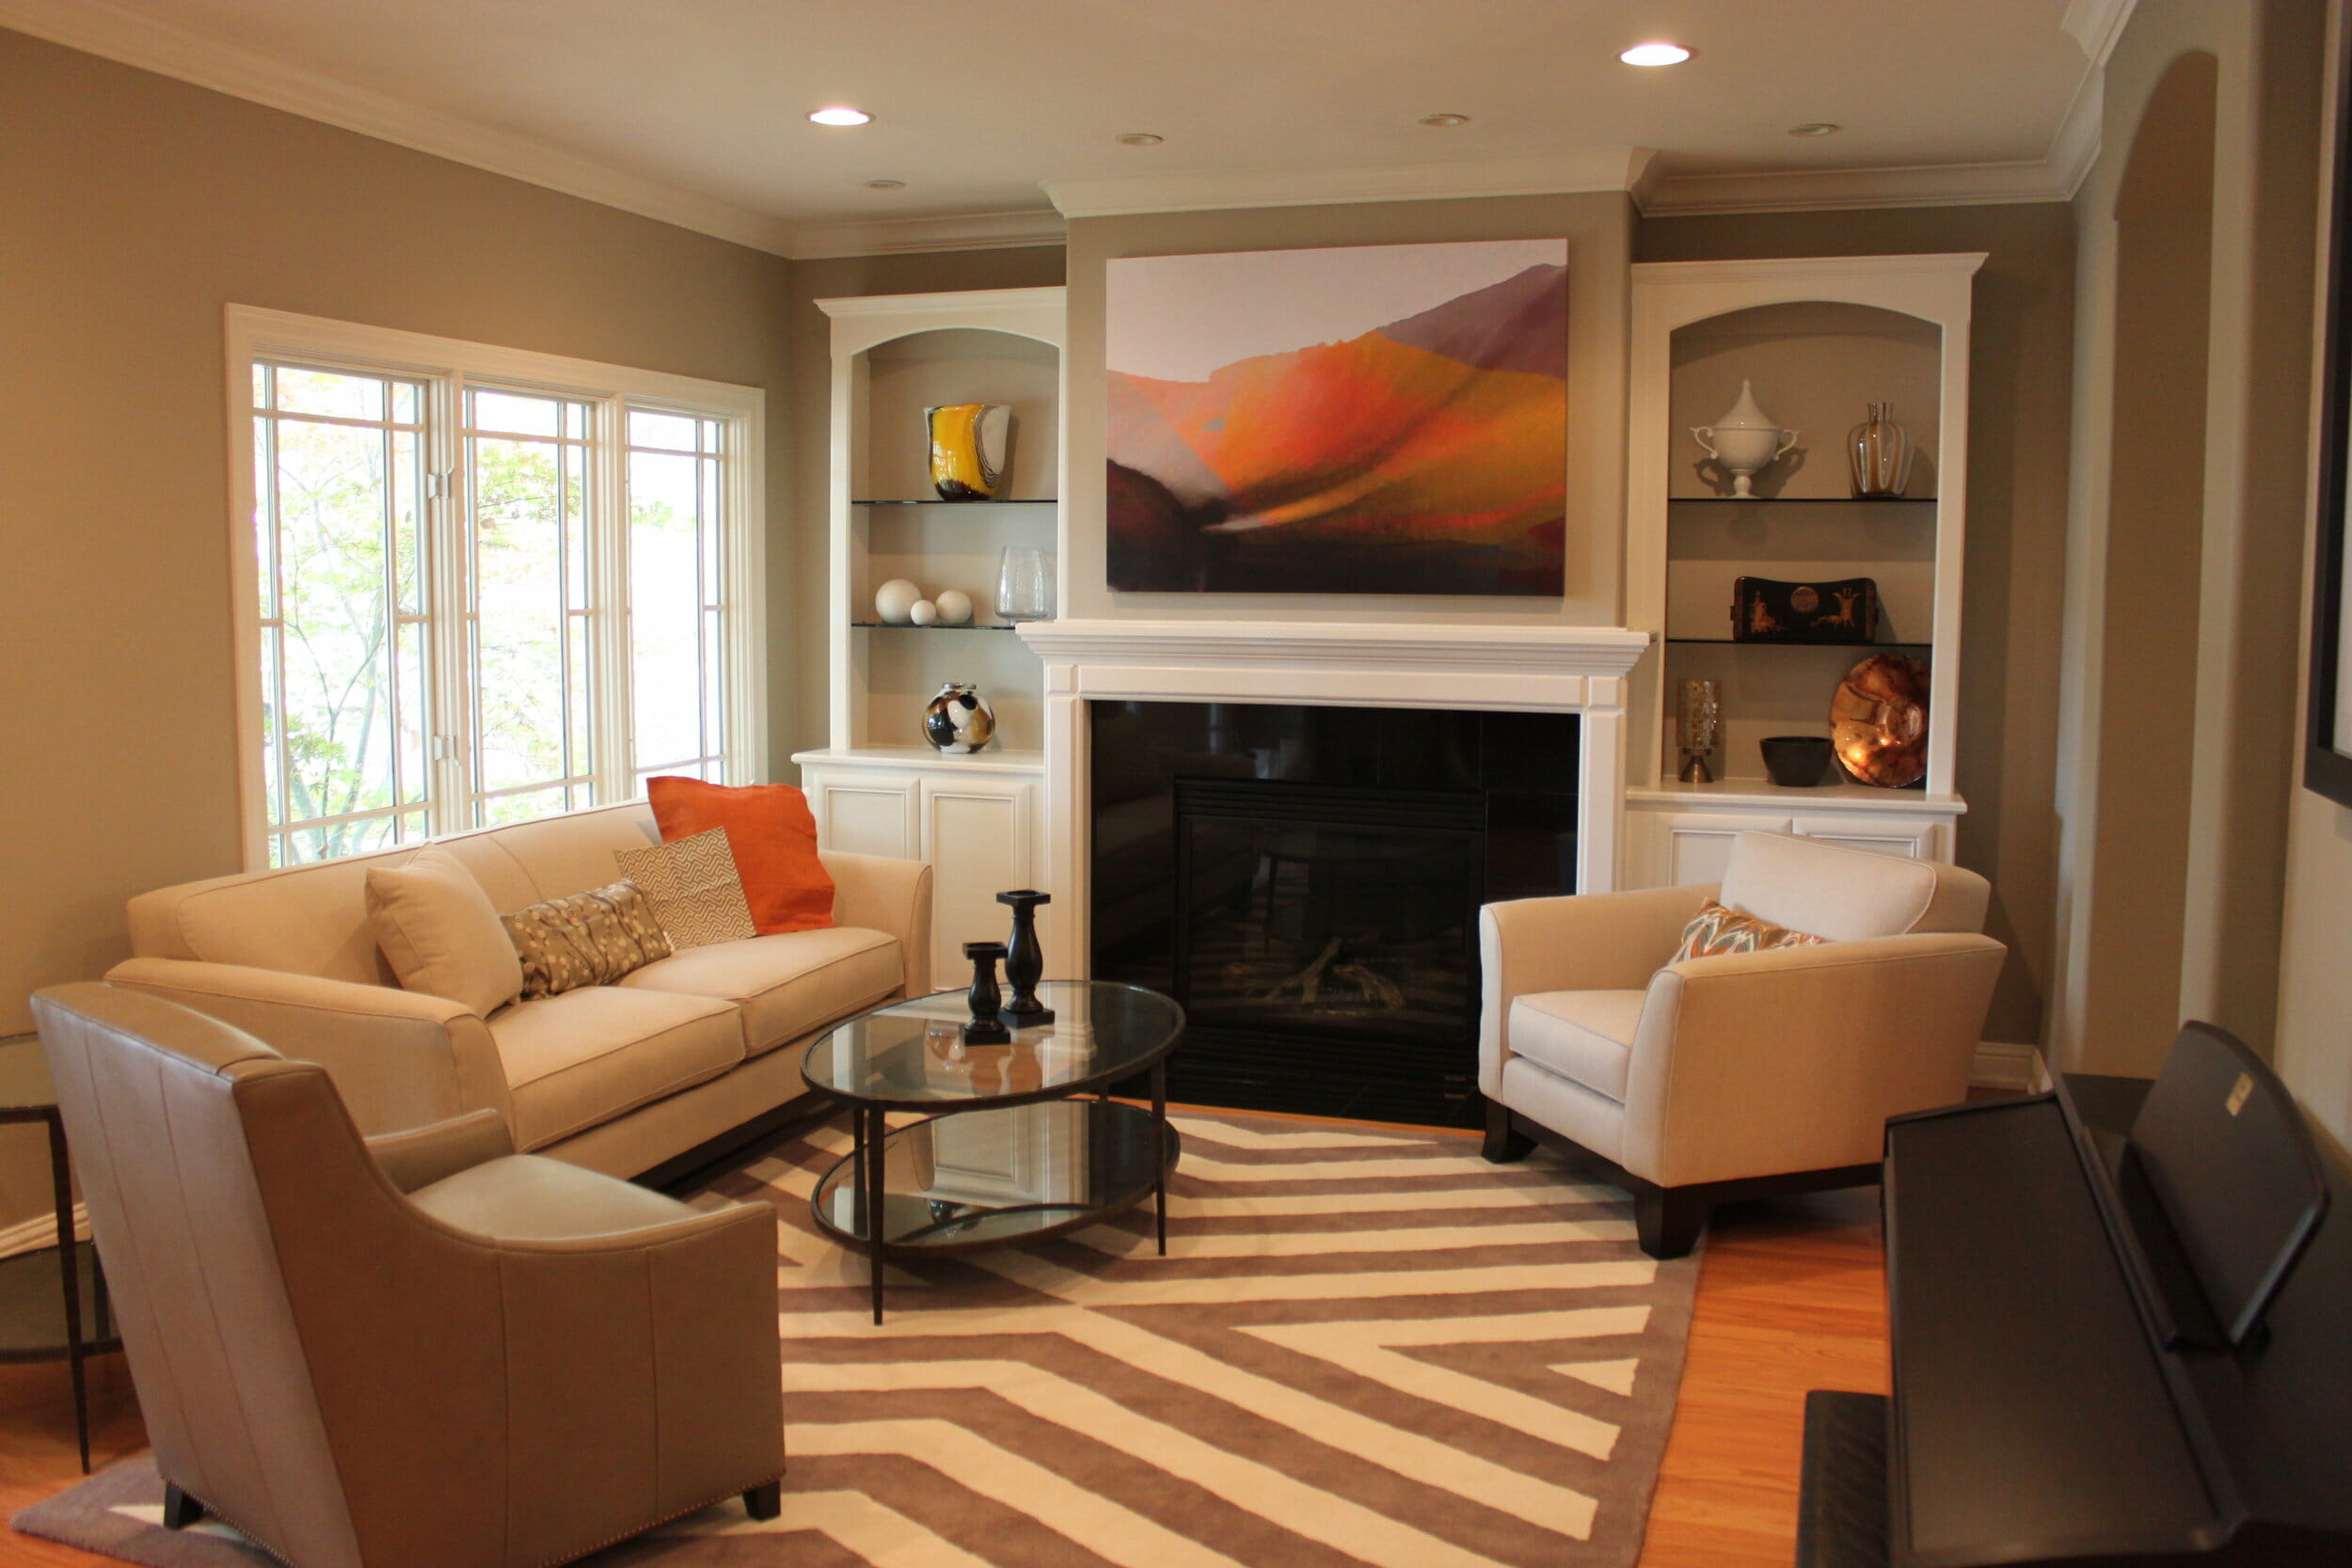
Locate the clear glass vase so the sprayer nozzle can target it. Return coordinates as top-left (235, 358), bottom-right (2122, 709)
top-left (1848, 403), bottom-right (1915, 498)
top-left (994, 546), bottom-right (1054, 623)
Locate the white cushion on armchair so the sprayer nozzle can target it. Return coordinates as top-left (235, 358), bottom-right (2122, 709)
top-left (1479, 832), bottom-right (2007, 1257)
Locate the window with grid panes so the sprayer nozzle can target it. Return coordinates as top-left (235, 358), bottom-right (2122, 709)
top-left (234, 311), bottom-right (763, 868)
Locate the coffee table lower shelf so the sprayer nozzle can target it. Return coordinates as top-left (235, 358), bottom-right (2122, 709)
top-left (810, 1098), bottom-right (1179, 1322)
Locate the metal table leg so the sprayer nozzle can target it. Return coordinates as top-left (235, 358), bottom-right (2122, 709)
top-left (1152, 1060), bottom-right (1169, 1257)
top-left (865, 1105), bottom-right (887, 1325)
top-left (46, 1109), bottom-right (89, 1473)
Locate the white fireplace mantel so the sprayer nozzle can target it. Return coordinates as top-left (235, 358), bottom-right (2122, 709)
top-left (1016, 618), bottom-right (1654, 975)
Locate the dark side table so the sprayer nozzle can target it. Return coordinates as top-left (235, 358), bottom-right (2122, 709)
top-left (0, 1033), bottom-right (121, 1470)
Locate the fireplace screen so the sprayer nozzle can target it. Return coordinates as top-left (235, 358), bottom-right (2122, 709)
top-left (1175, 781), bottom-right (1480, 1050)
top-left (1091, 701), bottom-right (1577, 1128)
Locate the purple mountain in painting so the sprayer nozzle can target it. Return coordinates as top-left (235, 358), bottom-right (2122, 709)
top-left (1378, 262), bottom-right (1568, 376)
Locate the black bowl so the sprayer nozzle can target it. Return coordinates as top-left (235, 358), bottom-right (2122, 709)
top-left (1760, 735), bottom-right (1834, 787)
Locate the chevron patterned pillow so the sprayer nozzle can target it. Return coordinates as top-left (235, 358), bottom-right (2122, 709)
top-left (1670, 898), bottom-right (1828, 965)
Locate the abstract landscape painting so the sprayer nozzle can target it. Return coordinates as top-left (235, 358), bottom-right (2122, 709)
top-left (1105, 238), bottom-right (1568, 595)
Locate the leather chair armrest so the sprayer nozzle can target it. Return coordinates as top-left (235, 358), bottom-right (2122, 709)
top-left (365, 1107), bottom-right (515, 1194)
top-left (1480, 882), bottom-right (1717, 1096)
top-left (104, 956), bottom-right (516, 1137)
top-left (1621, 932), bottom-right (2008, 1187)
top-left (821, 851), bottom-right (936, 997)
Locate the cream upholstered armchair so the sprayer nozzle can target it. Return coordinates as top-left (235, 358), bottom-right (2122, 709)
top-left (1480, 832), bottom-right (2006, 1258)
top-left (31, 983), bottom-right (786, 1568)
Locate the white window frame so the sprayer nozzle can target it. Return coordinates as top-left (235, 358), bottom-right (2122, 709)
top-left (225, 305), bottom-right (768, 870)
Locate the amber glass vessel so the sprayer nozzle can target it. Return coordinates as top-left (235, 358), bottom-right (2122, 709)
top-left (1848, 403), bottom-right (1915, 498)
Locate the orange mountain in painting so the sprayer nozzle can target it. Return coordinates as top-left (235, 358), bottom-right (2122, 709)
top-left (1106, 261), bottom-right (1567, 594)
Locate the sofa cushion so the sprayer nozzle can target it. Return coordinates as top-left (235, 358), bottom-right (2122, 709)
top-left (408, 1153), bottom-right (703, 1242)
top-left (1718, 831), bottom-right (1987, 941)
top-left (618, 927), bottom-right (901, 1057)
top-left (1508, 990), bottom-right (1646, 1103)
top-left (490, 987), bottom-right (741, 1150)
top-left (647, 777), bottom-right (835, 936)
top-left (365, 848), bottom-right (525, 1018)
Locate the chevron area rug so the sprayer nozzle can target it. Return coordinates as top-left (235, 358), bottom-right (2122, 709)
top-left (12, 1111), bottom-right (1698, 1568)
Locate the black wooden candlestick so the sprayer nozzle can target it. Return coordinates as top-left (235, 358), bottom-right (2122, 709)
top-left (961, 941), bottom-right (1010, 1045)
top-left (996, 888), bottom-right (1055, 1024)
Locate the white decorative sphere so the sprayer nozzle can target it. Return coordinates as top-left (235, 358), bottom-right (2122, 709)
top-left (909, 598), bottom-right (940, 626)
top-left (933, 589), bottom-right (974, 626)
top-left (873, 578), bottom-right (922, 624)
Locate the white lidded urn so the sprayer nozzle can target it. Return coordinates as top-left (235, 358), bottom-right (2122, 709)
top-left (1692, 380), bottom-right (1799, 497)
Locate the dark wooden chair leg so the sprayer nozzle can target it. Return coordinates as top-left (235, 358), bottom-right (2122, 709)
top-left (742, 1481), bottom-right (782, 1521)
top-left (1633, 1186), bottom-right (1708, 1259)
top-left (162, 1483), bottom-right (205, 1530)
top-left (1482, 1100), bottom-right (1534, 1164)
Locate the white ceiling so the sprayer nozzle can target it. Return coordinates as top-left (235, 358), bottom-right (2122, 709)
top-left (2, 0), bottom-right (2125, 257)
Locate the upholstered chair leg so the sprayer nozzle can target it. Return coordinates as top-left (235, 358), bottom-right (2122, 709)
top-left (1633, 1187), bottom-right (1708, 1259)
top-left (1481, 1100), bottom-right (1534, 1164)
top-left (161, 1484), bottom-right (205, 1530)
top-left (743, 1481), bottom-right (782, 1521)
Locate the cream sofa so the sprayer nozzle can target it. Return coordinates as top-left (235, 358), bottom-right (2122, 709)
top-left (105, 802), bottom-right (932, 1179)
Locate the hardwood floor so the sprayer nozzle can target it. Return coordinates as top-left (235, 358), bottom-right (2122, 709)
top-left (0, 1182), bottom-right (1887, 1568)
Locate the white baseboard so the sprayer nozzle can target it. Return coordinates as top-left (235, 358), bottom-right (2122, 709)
top-left (1971, 1041), bottom-right (2048, 1093)
top-left (0, 1202), bottom-right (87, 1260)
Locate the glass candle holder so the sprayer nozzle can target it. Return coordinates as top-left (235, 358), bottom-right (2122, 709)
top-left (1678, 678), bottom-right (1722, 783)
top-left (995, 546), bottom-right (1054, 623)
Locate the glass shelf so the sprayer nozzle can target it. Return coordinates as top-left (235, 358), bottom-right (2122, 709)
top-left (1668, 638), bottom-right (1931, 648)
top-left (1667, 495), bottom-right (1936, 505)
top-left (851, 498), bottom-right (1058, 506)
top-left (850, 621), bottom-right (1019, 632)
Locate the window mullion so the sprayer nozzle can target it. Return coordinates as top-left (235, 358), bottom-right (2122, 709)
top-left (427, 372), bottom-right (471, 829)
top-left (592, 397), bottom-right (633, 802)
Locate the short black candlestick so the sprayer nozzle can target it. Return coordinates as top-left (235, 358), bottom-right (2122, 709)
top-left (961, 941), bottom-right (1010, 1045)
top-left (996, 888), bottom-right (1055, 1024)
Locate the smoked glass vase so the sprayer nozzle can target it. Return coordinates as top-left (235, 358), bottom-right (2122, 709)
top-left (1848, 403), bottom-right (1915, 498)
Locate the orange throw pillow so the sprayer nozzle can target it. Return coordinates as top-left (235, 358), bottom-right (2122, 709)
top-left (645, 777), bottom-right (835, 935)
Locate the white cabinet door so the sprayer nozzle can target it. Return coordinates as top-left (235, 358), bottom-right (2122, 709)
top-left (917, 776), bottom-right (1038, 984)
top-left (1655, 811), bottom-right (1793, 886)
top-left (804, 769), bottom-right (920, 861)
top-left (1790, 813), bottom-right (1944, 862)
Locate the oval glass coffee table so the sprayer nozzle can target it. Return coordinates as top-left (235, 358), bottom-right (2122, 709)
top-left (802, 980), bottom-right (1184, 1323)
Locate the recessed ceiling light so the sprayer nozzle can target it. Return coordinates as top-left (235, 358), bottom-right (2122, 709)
top-left (864, 179), bottom-right (906, 190)
top-left (808, 106), bottom-right (871, 126)
top-left (1788, 121), bottom-right (1842, 137)
top-left (1619, 42), bottom-right (1692, 67)
top-left (1419, 113), bottom-right (1471, 128)
top-left (1116, 132), bottom-right (1165, 147)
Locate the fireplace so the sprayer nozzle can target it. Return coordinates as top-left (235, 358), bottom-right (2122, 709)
top-left (1091, 701), bottom-right (1578, 1126)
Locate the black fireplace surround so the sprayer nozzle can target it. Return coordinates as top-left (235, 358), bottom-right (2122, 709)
top-left (1090, 701), bottom-right (1579, 1128)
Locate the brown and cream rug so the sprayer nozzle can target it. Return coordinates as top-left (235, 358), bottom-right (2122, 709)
top-left (14, 1112), bottom-right (1698, 1568)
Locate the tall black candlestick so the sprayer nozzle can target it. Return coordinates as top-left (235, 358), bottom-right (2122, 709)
top-left (996, 889), bottom-right (1055, 1024)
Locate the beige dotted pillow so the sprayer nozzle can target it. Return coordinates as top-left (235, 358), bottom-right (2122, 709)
top-left (501, 879), bottom-right (673, 1000)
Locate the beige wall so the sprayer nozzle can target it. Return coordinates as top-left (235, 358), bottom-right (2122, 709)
top-left (0, 27), bottom-right (796, 1225)
top-left (1063, 194), bottom-right (1634, 626)
top-left (1636, 205), bottom-right (2077, 1046)
top-left (782, 248), bottom-right (1068, 767)
top-left (2058, 0), bottom-right (2326, 1076)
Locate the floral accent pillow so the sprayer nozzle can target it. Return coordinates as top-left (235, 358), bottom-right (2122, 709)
top-left (1669, 899), bottom-right (1829, 966)
top-left (502, 879), bottom-right (673, 1000)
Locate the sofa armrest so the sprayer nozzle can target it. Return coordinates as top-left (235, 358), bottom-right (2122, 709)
top-left (104, 957), bottom-right (516, 1137)
top-left (1621, 932), bottom-right (2008, 1187)
top-left (1479, 883), bottom-right (1716, 1096)
top-left (821, 851), bottom-right (935, 997)
top-left (365, 1107), bottom-right (515, 1194)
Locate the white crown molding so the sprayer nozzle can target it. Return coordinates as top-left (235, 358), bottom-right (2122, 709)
top-left (0, 0), bottom-right (800, 256)
top-left (1641, 156), bottom-right (2081, 216)
top-left (2060, 0), bottom-right (2138, 66)
top-left (2047, 63), bottom-right (2106, 201)
top-left (788, 208), bottom-right (1067, 261)
top-left (1044, 149), bottom-right (1655, 219)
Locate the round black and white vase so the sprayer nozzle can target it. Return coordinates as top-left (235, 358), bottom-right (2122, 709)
top-left (922, 682), bottom-right (996, 754)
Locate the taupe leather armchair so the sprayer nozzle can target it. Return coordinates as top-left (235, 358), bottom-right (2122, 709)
top-left (1480, 832), bottom-right (2006, 1258)
top-left (31, 983), bottom-right (786, 1568)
